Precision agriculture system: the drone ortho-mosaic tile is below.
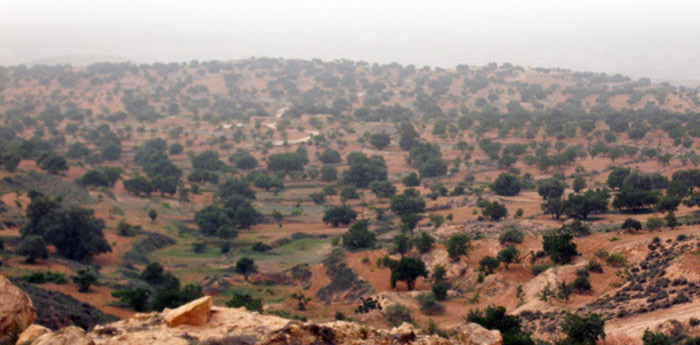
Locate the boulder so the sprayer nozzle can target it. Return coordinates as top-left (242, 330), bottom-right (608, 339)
top-left (163, 296), bottom-right (212, 327)
top-left (16, 324), bottom-right (50, 344)
top-left (0, 275), bottom-right (36, 333)
top-left (455, 323), bottom-right (502, 345)
top-left (31, 326), bottom-right (94, 345)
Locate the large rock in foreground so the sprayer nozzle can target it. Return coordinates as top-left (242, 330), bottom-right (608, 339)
top-left (163, 296), bottom-right (212, 327)
top-left (0, 275), bottom-right (36, 334)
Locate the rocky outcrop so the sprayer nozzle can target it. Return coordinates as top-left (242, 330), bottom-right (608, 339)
top-left (16, 324), bottom-right (50, 344)
top-left (163, 296), bottom-right (212, 327)
top-left (14, 295), bottom-right (500, 345)
top-left (31, 326), bottom-right (94, 345)
top-left (0, 275), bottom-right (36, 334)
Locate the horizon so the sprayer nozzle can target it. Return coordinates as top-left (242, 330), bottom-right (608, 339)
top-left (3, 1), bottom-right (700, 86)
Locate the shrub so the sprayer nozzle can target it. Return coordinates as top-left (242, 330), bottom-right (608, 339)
top-left (416, 293), bottom-right (445, 315)
top-left (384, 303), bottom-right (412, 326)
top-left (531, 264), bottom-right (550, 276)
top-left (594, 249), bottom-right (609, 259)
top-left (606, 253), bottom-right (627, 267)
top-left (586, 260), bottom-right (604, 273)
top-left (251, 241), bottom-right (272, 252)
top-left (646, 217), bottom-right (664, 231)
top-left (491, 173), bottom-right (521, 196)
top-left (226, 291), bottom-right (262, 312)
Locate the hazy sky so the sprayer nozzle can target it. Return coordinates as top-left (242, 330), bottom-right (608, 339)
top-left (2, 0), bottom-right (700, 84)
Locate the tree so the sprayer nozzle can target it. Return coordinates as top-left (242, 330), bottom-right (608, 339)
top-left (342, 152), bottom-right (388, 188)
top-left (369, 133), bottom-right (391, 150)
top-left (235, 257), bottom-right (257, 281)
top-left (607, 167), bottom-right (631, 190)
top-left (272, 210), bottom-right (284, 228)
top-left (21, 196), bottom-right (111, 262)
top-left (73, 268), bottom-right (98, 293)
top-left (390, 257), bottom-right (428, 291)
top-left (564, 189), bottom-right (610, 220)
top-left (320, 165), bottom-right (337, 182)
top-left (124, 175), bottom-right (153, 197)
top-left (642, 329), bottom-right (672, 345)
top-left (656, 196), bottom-right (680, 213)
top-left (492, 174), bottom-right (521, 196)
top-left (37, 151), bottom-right (68, 175)
top-left (573, 177), bottom-right (587, 193)
top-left (229, 149), bottom-right (257, 170)
top-left (342, 220), bottom-right (377, 250)
top-left (482, 201), bottom-right (508, 221)
top-left (542, 197), bottom-right (565, 219)
top-left (194, 205), bottom-right (235, 238)
top-left (537, 178), bottom-right (565, 200)
top-left (665, 211), bottom-right (678, 229)
top-left (393, 233), bottom-right (412, 257)
top-left (542, 229), bottom-right (579, 265)
top-left (621, 218), bottom-right (642, 232)
top-left (414, 231), bottom-right (435, 253)
top-left (191, 150), bottom-right (224, 171)
top-left (447, 234), bottom-right (473, 261)
top-left (318, 149), bottom-right (342, 164)
top-left (498, 245), bottom-right (520, 270)
top-left (370, 180), bottom-right (397, 199)
top-left (2, 152), bottom-right (21, 172)
top-left (402, 172), bottom-right (421, 187)
top-left (323, 205), bottom-right (358, 227)
top-left (480, 256), bottom-right (500, 274)
top-left (16, 235), bottom-right (48, 263)
top-left (560, 313), bottom-right (605, 345)
top-left (148, 209), bottom-right (157, 222)
top-left (390, 193), bottom-right (426, 216)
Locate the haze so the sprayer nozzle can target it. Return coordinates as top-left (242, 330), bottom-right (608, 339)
top-left (2, 0), bottom-right (700, 85)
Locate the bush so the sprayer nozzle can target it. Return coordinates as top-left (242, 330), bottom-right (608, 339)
top-left (531, 264), bottom-right (550, 276)
top-left (642, 329), bottom-right (672, 345)
top-left (416, 293), bottom-right (445, 315)
top-left (492, 173), bottom-right (521, 196)
top-left (342, 220), bottom-right (377, 250)
top-left (251, 241), bottom-right (272, 252)
top-left (226, 291), bottom-right (263, 312)
top-left (594, 249), bottom-right (609, 259)
top-left (572, 275), bottom-right (592, 292)
top-left (586, 260), bottom-right (604, 273)
top-left (606, 253), bottom-right (627, 267)
top-left (646, 217), bottom-right (664, 231)
top-left (323, 205), bottom-right (358, 227)
top-left (384, 303), bottom-right (413, 326)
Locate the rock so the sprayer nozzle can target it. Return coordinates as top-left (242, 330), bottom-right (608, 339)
top-left (163, 296), bottom-right (212, 327)
top-left (0, 275), bottom-right (36, 334)
top-left (17, 324), bottom-right (50, 344)
top-left (455, 323), bottom-right (502, 345)
top-left (31, 326), bottom-right (94, 345)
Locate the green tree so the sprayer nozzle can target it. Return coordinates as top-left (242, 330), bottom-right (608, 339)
top-left (16, 235), bottom-right (48, 263)
top-left (621, 218), bottom-right (642, 232)
top-left (73, 268), bottom-right (98, 293)
top-left (492, 173), bottom-right (521, 196)
top-left (390, 257), bottom-right (428, 291)
top-left (480, 255), bottom-right (500, 274)
top-left (573, 177), bottom-right (587, 193)
top-left (370, 180), bottom-right (397, 199)
top-left (543, 229), bottom-right (579, 265)
top-left (235, 257), bottom-right (257, 281)
top-left (390, 192), bottom-right (426, 216)
top-left (414, 231), bottom-right (435, 253)
top-left (498, 245), bottom-right (520, 270)
top-left (342, 220), bottom-right (377, 250)
top-left (323, 205), bottom-right (358, 227)
top-left (560, 313), bottom-right (605, 345)
top-left (499, 228), bottom-right (524, 245)
top-left (148, 209), bottom-right (157, 222)
top-left (447, 234), bottom-right (473, 261)
top-left (369, 133), bottom-right (391, 150)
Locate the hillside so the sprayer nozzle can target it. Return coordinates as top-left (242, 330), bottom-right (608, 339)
top-left (1, 59), bottom-right (700, 344)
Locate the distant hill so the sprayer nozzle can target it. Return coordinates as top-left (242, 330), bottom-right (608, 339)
top-left (24, 55), bottom-right (131, 67)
